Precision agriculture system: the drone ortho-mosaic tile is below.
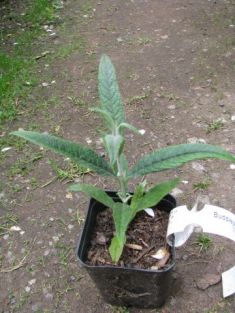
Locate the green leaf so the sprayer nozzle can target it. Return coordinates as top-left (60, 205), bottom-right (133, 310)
top-left (68, 183), bottom-right (115, 208)
top-left (132, 178), bottom-right (179, 212)
top-left (130, 181), bottom-right (146, 211)
top-left (11, 131), bottom-right (114, 176)
top-left (109, 235), bottom-right (126, 263)
top-left (103, 134), bottom-right (124, 165)
top-left (90, 107), bottom-right (115, 131)
top-left (118, 122), bottom-right (139, 134)
top-left (98, 54), bottom-right (125, 125)
top-left (129, 143), bottom-right (235, 177)
top-left (119, 153), bottom-right (129, 175)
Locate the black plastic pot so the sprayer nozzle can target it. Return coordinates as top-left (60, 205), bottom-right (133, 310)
top-left (77, 192), bottom-right (176, 308)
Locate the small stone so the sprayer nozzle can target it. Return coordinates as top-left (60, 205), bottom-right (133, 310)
top-left (52, 236), bottom-right (59, 242)
top-left (3, 234), bottom-right (9, 240)
top-left (187, 137), bottom-right (206, 144)
top-left (138, 129), bottom-right (146, 135)
top-left (86, 138), bottom-right (92, 144)
top-left (28, 279), bottom-right (36, 285)
top-left (68, 224), bottom-right (74, 230)
top-left (66, 192), bottom-right (73, 199)
top-left (192, 162), bottom-right (205, 173)
top-left (182, 254), bottom-right (188, 261)
top-left (41, 82), bottom-right (49, 87)
top-left (44, 250), bottom-right (50, 256)
top-left (96, 232), bottom-right (107, 245)
top-left (10, 226), bottom-right (21, 231)
top-left (117, 37), bottom-right (123, 42)
top-left (168, 104), bottom-right (176, 110)
top-left (171, 188), bottom-right (183, 197)
top-left (1, 147), bottom-right (12, 152)
top-left (230, 164), bottom-right (235, 170)
top-left (231, 115), bottom-right (235, 122)
top-left (25, 286), bottom-right (31, 292)
top-left (32, 304), bottom-right (39, 312)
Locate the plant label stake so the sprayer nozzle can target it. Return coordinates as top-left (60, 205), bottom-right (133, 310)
top-left (167, 203), bottom-right (235, 298)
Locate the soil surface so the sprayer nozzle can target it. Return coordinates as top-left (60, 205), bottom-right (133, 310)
top-left (1, 0), bottom-right (235, 312)
top-left (87, 206), bottom-right (171, 269)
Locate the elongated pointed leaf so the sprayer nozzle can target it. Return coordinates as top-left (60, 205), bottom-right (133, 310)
top-left (132, 178), bottom-right (179, 212)
top-left (90, 107), bottom-right (115, 131)
top-left (69, 183), bottom-right (115, 208)
top-left (118, 122), bottom-right (139, 134)
top-left (129, 144), bottom-right (235, 177)
top-left (98, 54), bottom-right (125, 125)
top-left (104, 134), bottom-right (124, 165)
top-left (109, 235), bottom-right (126, 263)
top-left (11, 131), bottom-right (114, 176)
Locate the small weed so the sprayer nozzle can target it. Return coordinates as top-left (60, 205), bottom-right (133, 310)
top-left (8, 152), bottom-right (43, 177)
top-left (14, 292), bottom-right (30, 311)
top-left (55, 39), bottom-right (86, 58)
top-left (195, 234), bottom-right (212, 252)
top-left (30, 177), bottom-right (40, 189)
top-left (112, 306), bottom-right (130, 313)
top-left (137, 37), bottom-right (152, 45)
top-left (159, 92), bottom-right (179, 101)
top-left (0, 213), bottom-right (19, 236)
top-left (127, 93), bottom-right (150, 105)
top-left (49, 159), bottom-right (91, 181)
top-left (67, 96), bottom-right (89, 106)
top-left (72, 210), bottom-right (85, 225)
top-left (0, 135), bottom-right (27, 151)
top-left (206, 119), bottom-right (224, 133)
top-left (193, 180), bottom-right (211, 191)
top-left (55, 242), bottom-right (72, 268)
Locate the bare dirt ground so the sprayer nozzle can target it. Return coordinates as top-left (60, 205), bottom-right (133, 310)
top-left (1, 0), bottom-right (235, 312)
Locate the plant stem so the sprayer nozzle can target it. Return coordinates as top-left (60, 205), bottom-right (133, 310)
top-left (116, 155), bottom-right (128, 203)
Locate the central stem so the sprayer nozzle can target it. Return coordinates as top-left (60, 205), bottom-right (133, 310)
top-left (116, 154), bottom-right (128, 203)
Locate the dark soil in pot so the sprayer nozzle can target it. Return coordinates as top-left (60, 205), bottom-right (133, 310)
top-left (87, 207), bottom-right (172, 270)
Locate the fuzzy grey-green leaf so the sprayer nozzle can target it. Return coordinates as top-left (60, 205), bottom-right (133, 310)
top-left (11, 131), bottom-right (114, 176)
top-left (130, 144), bottom-right (235, 177)
top-left (104, 134), bottom-right (124, 165)
top-left (132, 178), bottom-right (179, 212)
top-left (98, 54), bottom-right (125, 125)
top-left (69, 184), bottom-right (115, 208)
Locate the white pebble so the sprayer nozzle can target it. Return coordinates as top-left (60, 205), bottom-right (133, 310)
top-left (28, 279), bottom-right (36, 285)
top-left (10, 226), bottom-right (21, 231)
top-left (230, 164), bottom-right (235, 170)
top-left (192, 162), bottom-right (205, 173)
top-left (25, 286), bottom-right (31, 292)
top-left (44, 250), bottom-right (50, 256)
top-left (171, 188), bottom-right (183, 196)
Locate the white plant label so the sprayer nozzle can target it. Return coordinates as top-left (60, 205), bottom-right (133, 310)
top-left (166, 204), bottom-right (235, 298)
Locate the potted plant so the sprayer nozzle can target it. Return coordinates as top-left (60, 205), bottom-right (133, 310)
top-left (12, 55), bottom-right (235, 308)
